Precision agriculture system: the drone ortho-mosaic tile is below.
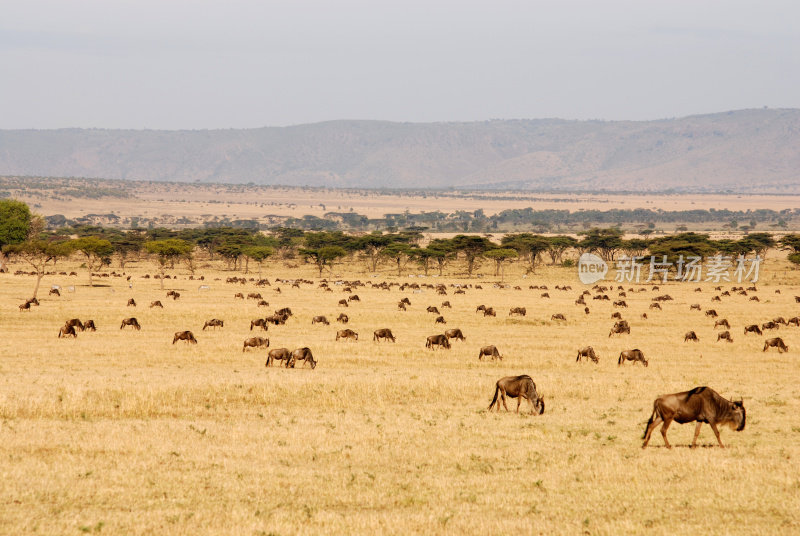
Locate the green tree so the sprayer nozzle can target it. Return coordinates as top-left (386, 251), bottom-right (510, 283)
top-left (484, 248), bottom-right (518, 279)
top-left (648, 233), bottom-right (717, 266)
top-left (145, 239), bottom-right (193, 289)
top-left (4, 239), bottom-right (71, 298)
top-left (426, 239), bottom-right (456, 276)
top-left (299, 245), bottom-right (348, 276)
top-left (242, 245), bottom-right (274, 277)
top-left (781, 234), bottom-right (800, 254)
top-left (71, 236), bottom-right (114, 287)
top-left (380, 243), bottom-right (414, 276)
top-left (451, 235), bottom-right (493, 277)
top-left (0, 199), bottom-right (32, 272)
top-left (501, 233), bottom-right (550, 272)
top-left (788, 253), bottom-right (800, 267)
top-left (578, 228), bottom-right (625, 261)
top-left (545, 236), bottom-right (578, 265)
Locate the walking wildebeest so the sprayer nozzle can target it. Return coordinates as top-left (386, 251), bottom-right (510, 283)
top-left (609, 320), bottom-right (630, 337)
top-left (551, 313), bottom-right (566, 321)
top-left (763, 337), bottom-right (788, 353)
top-left (435, 315), bottom-right (446, 324)
top-left (58, 325), bottom-right (77, 338)
top-left (65, 318), bottom-right (85, 331)
top-left (444, 328), bottom-right (465, 342)
top-left (684, 331), bottom-right (699, 342)
top-left (642, 386), bottom-right (745, 449)
top-left (509, 307), bottom-right (527, 317)
top-left (426, 334), bottom-right (451, 350)
top-left (487, 375), bottom-right (545, 415)
top-left (483, 307), bottom-right (496, 317)
top-left (717, 331), bottom-right (733, 343)
top-left (243, 337), bottom-right (269, 352)
top-left (427, 306), bottom-right (440, 314)
top-left (120, 317), bottom-right (141, 330)
top-left (203, 319), bottom-right (224, 330)
top-left (312, 316), bottom-right (329, 325)
top-left (127, 298), bottom-right (136, 307)
top-left (337, 313), bottom-right (349, 323)
top-left (336, 329), bottom-right (358, 341)
top-left (289, 347), bottom-right (317, 369)
top-left (173, 331), bottom-right (197, 344)
top-left (744, 324), bottom-right (763, 335)
top-left (618, 349), bottom-right (647, 366)
top-left (150, 300), bottom-right (163, 308)
top-left (373, 328), bottom-right (395, 342)
top-left (266, 348), bottom-right (292, 367)
top-left (250, 318), bottom-right (268, 331)
top-left (478, 345), bottom-right (502, 360)
top-left (714, 319), bottom-right (730, 329)
top-left (576, 346), bottom-right (599, 363)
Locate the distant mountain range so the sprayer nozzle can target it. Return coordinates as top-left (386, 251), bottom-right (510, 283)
top-left (1, 109), bottom-right (798, 192)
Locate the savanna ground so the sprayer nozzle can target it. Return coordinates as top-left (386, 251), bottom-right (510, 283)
top-left (2, 254), bottom-right (800, 535)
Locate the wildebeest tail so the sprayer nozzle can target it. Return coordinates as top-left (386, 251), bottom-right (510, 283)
top-left (488, 386), bottom-right (500, 410)
top-left (642, 404), bottom-right (657, 439)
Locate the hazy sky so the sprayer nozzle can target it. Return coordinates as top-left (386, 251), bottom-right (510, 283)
top-left (1, 0), bottom-right (798, 129)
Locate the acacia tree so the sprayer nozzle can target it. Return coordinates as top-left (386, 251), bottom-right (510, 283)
top-left (501, 233), bottom-right (550, 272)
top-left (4, 240), bottom-right (71, 298)
top-left (578, 228), bottom-right (625, 262)
top-left (299, 245), bottom-right (348, 276)
top-left (71, 236), bottom-right (114, 287)
top-left (242, 245), bottom-right (274, 277)
top-left (545, 236), bottom-right (578, 265)
top-left (145, 239), bottom-right (193, 289)
top-left (426, 239), bottom-right (455, 276)
top-left (451, 235), bottom-right (493, 277)
top-left (484, 248), bottom-right (518, 279)
top-left (380, 243), bottom-right (414, 276)
top-left (0, 199), bottom-right (32, 272)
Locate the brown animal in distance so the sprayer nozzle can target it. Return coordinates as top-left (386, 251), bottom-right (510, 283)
top-left (172, 330), bottom-right (197, 344)
top-left (576, 346), bottom-right (598, 363)
top-left (487, 375), bottom-right (545, 415)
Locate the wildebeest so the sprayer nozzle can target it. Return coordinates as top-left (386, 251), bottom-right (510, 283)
top-left (690, 304), bottom-right (701, 311)
top-left (509, 307), bottom-right (526, 317)
top-left (83, 320), bottom-right (96, 331)
top-left (435, 315), bottom-right (446, 324)
top-left (427, 306), bottom-right (440, 314)
top-left (444, 328), bottom-right (465, 341)
top-left (425, 334), bottom-right (451, 350)
top-left (714, 319), bottom-right (730, 329)
top-left (749, 296), bottom-right (760, 302)
top-left (348, 294), bottom-right (360, 302)
top-left (611, 312), bottom-right (622, 319)
top-left (247, 292), bottom-right (262, 300)
top-left (336, 329), bottom-right (358, 341)
top-left (400, 297), bottom-right (411, 305)
top-left (234, 293), bottom-right (244, 299)
top-left (763, 337), bottom-right (788, 353)
top-left (19, 301), bottom-right (31, 312)
top-left (243, 336), bottom-right (269, 352)
top-left (289, 347), bottom-right (317, 369)
top-left (487, 375), bottom-right (545, 415)
top-left (257, 300), bottom-right (270, 307)
top-left (649, 303), bottom-right (661, 310)
top-left (541, 292), bottom-right (550, 298)
top-left (609, 320), bottom-right (630, 337)
top-left (266, 348), bottom-right (292, 367)
top-left (705, 309), bottom-right (718, 318)
top-left (397, 302), bottom-right (407, 311)
top-left (373, 328), bottom-right (395, 342)
top-left (127, 298), bottom-right (136, 307)
top-left (120, 317), bottom-right (141, 330)
top-left (65, 318), bottom-right (85, 331)
top-left (613, 300), bottom-right (628, 308)
top-left (478, 345), bottom-right (502, 360)
top-left (441, 301), bottom-right (451, 308)
top-left (337, 313), bottom-right (349, 324)
top-left (275, 307), bottom-right (293, 318)
top-left (58, 325), bottom-right (77, 338)
top-left (203, 319), bottom-right (224, 330)
top-left (551, 313), bottom-right (566, 321)
top-left (787, 317), bottom-right (800, 327)
top-left (684, 331), bottom-right (699, 342)
top-left (642, 386), bottom-right (745, 449)
top-left (717, 330), bottom-right (733, 342)
top-left (49, 288), bottom-right (60, 296)
top-left (618, 349), bottom-right (647, 366)
top-left (761, 321), bottom-right (779, 331)
top-left (773, 316), bottom-right (787, 326)
top-left (338, 299), bottom-right (349, 307)
top-left (576, 346), bottom-right (599, 363)
top-left (476, 305), bottom-right (486, 313)
top-left (744, 324), bottom-right (763, 335)
top-left (250, 318), bottom-right (268, 331)
top-left (150, 300), bottom-right (163, 308)
top-left (171, 292), bottom-right (180, 300)
top-left (173, 330), bottom-right (197, 344)
top-left (312, 316), bottom-right (329, 325)
top-left (483, 307), bottom-right (496, 317)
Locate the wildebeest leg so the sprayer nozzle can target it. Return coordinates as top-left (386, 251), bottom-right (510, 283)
top-left (660, 419), bottom-right (673, 449)
top-left (500, 389), bottom-right (509, 412)
top-left (516, 396), bottom-right (521, 413)
top-left (642, 414), bottom-right (662, 448)
top-left (709, 422), bottom-right (725, 448)
top-left (691, 422), bottom-right (703, 448)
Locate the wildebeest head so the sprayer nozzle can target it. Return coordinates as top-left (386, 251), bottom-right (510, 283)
top-left (731, 400), bottom-right (746, 431)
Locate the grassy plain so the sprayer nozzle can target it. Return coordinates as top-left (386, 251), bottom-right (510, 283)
top-left (1, 255), bottom-right (800, 535)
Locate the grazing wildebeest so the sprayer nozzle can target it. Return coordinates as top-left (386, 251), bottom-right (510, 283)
top-left (750, 296), bottom-right (760, 302)
top-left (58, 325), bottom-right (77, 338)
top-left (444, 328), bottom-right (465, 342)
top-left (120, 317), bottom-right (141, 330)
top-left (717, 330), bottom-right (733, 343)
top-left (611, 312), bottom-right (622, 319)
top-left (763, 337), bottom-right (788, 353)
top-left (127, 298), bottom-right (137, 307)
top-left (761, 321), bottom-right (779, 331)
top-left (641, 313), bottom-right (648, 319)
top-left (435, 315), bottom-right (446, 324)
top-left (337, 313), bottom-right (349, 324)
top-left (203, 319), bottom-right (224, 330)
top-left (312, 316), bottom-right (329, 325)
top-left (618, 349), bottom-right (647, 366)
top-left (795, 296), bottom-right (800, 303)
top-left (173, 330), bottom-right (197, 344)
top-left (609, 320), bottom-right (630, 337)
top-left (714, 319), bottom-right (730, 329)
top-left (509, 307), bottom-right (527, 317)
top-left (773, 317), bottom-right (787, 326)
top-left (336, 329), bottom-right (358, 341)
top-left (441, 301), bottom-right (451, 308)
top-left (427, 306), bottom-right (440, 314)
top-left (275, 307), bottom-right (293, 317)
top-left (150, 300), bottom-right (163, 308)
top-left (234, 293), bottom-right (244, 299)
top-left (266, 348), bottom-right (292, 367)
top-left (684, 331), bottom-right (699, 342)
top-left (426, 334), bottom-right (451, 350)
top-left (690, 304), bottom-right (701, 311)
top-left (576, 346), bottom-right (599, 363)
top-left (397, 301), bottom-right (407, 311)
top-left (541, 292), bottom-right (550, 298)
top-left (289, 347), bottom-right (317, 369)
top-left (257, 300), bottom-right (269, 307)
top-left (82, 320), bottom-right (96, 331)
top-left (487, 375), bottom-right (545, 415)
top-left (744, 324), bottom-right (762, 335)
top-left (338, 299), bottom-right (349, 307)
top-left (243, 336), bottom-right (269, 352)
top-left (551, 313), bottom-right (566, 321)
top-left (476, 305), bottom-right (486, 313)
top-left (642, 386), bottom-right (745, 449)
top-left (171, 292), bottom-right (180, 300)
top-left (250, 318), bottom-right (268, 331)
top-left (483, 307), bottom-right (496, 317)
top-left (478, 345), bottom-right (502, 360)
top-left (348, 294), bottom-right (360, 302)
top-left (373, 328), bottom-right (395, 342)
top-left (400, 297), bottom-right (411, 305)
top-left (19, 301), bottom-right (31, 312)
top-left (49, 288), bottom-right (60, 296)
top-left (65, 318), bottom-right (85, 331)
top-left (613, 300), bottom-right (628, 308)
top-left (787, 317), bottom-right (800, 327)
top-left (247, 292), bottom-right (262, 300)
top-left (705, 309), bottom-right (718, 318)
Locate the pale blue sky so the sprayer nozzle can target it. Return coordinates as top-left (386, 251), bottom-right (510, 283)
top-left (1, 0), bottom-right (797, 129)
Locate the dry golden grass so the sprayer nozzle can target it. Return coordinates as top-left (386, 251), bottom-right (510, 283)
top-left (2, 256), bottom-right (800, 535)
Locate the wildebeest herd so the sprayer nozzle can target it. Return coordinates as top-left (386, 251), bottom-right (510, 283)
top-left (21, 272), bottom-right (800, 450)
